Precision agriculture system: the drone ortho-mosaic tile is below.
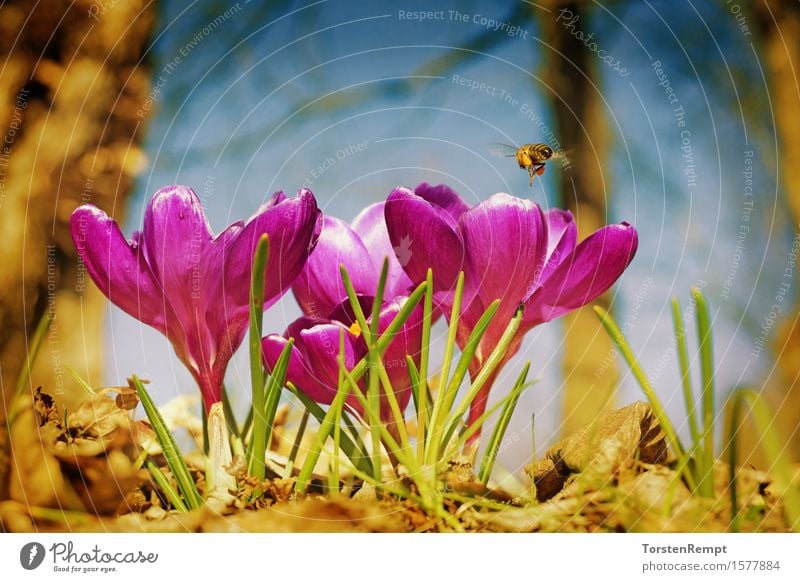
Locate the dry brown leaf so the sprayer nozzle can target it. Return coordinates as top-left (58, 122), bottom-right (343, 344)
top-left (114, 388), bottom-right (140, 410)
top-left (2, 497), bottom-right (411, 533)
top-left (528, 401), bottom-right (668, 501)
top-left (8, 391), bottom-right (85, 510)
top-left (7, 387), bottom-right (148, 516)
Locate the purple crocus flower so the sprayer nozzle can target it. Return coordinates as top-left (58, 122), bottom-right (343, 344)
top-left (384, 183), bottom-right (638, 434)
top-left (292, 202), bottom-right (413, 318)
top-left (70, 185), bottom-right (321, 410)
top-left (264, 204), bottom-right (420, 421)
top-left (262, 296), bottom-right (422, 422)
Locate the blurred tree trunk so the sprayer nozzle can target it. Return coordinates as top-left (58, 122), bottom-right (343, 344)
top-left (0, 1), bottom-right (155, 418)
top-left (538, 0), bottom-right (618, 435)
top-left (754, 1), bottom-right (800, 459)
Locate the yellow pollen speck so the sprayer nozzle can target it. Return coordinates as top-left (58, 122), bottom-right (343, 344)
top-left (349, 321), bottom-right (362, 337)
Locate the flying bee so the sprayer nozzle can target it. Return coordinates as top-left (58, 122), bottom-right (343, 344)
top-left (489, 142), bottom-right (563, 185)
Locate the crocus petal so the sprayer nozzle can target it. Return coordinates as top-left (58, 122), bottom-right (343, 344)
top-left (292, 215), bottom-right (376, 318)
top-left (70, 205), bottom-right (169, 334)
top-left (351, 202), bottom-right (413, 301)
top-left (142, 186), bottom-right (213, 314)
top-left (262, 333), bottom-right (335, 405)
top-left (225, 189), bottom-right (321, 315)
top-left (544, 208), bottom-right (577, 265)
top-left (140, 186), bottom-right (219, 361)
top-left (384, 186), bottom-right (468, 306)
top-left (413, 182), bottom-right (470, 227)
top-left (326, 295), bottom-right (374, 332)
top-left (537, 208), bottom-right (578, 287)
top-left (459, 193), bottom-right (547, 319)
top-left (295, 323), bottom-right (357, 405)
top-left (524, 222), bottom-right (639, 326)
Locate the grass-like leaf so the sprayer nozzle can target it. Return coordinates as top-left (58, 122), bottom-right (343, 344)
top-left (442, 305), bottom-right (524, 449)
top-left (283, 408), bottom-right (310, 478)
top-left (442, 300), bottom-right (500, 417)
top-left (478, 362), bottom-right (531, 484)
top-left (424, 272), bottom-right (465, 464)
top-left (725, 387), bottom-right (799, 532)
top-left (330, 352), bottom-right (346, 494)
top-left (340, 263), bottom-right (385, 481)
top-left (65, 364), bottom-right (95, 397)
top-left (289, 385), bottom-right (372, 475)
top-left (692, 287), bottom-right (716, 498)
top-left (263, 338), bottom-right (295, 450)
top-left (339, 264), bottom-right (373, 343)
top-left (295, 330), bottom-right (355, 493)
top-left (221, 385), bottom-right (240, 439)
top-left (146, 460), bottom-right (188, 512)
top-left (132, 375), bottom-right (202, 509)
top-left (530, 412), bottom-right (537, 502)
top-left (247, 233), bottom-right (270, 480)
top-left (417, 268), bottom-right (433, 462)
top-left (452, 372), bottom-right (532, 458)
top-left (671, 297), bottom-right (700, 446)
top-left (376, 359), bottom-right (411, 454)
top-left (342, 364), bottom-right (421, 477)
top-left (348, 279), bottom-right (428, 382)
top-left (370, 259), bottom-right (390, 335)
top-left (594, 306), bottom-right (696, 491)
top-left (9, 310), bottom-right (53, 426)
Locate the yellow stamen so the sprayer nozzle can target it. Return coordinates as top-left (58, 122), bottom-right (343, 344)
top-left (349, 321), bottom-right (362, 337)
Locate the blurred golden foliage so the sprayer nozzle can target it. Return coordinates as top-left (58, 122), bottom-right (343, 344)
top-left (0, 0), bottom-right (155, 417)
top-left (754, 1), bottom-right (800, 460)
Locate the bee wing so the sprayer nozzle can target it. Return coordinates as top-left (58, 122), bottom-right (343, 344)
top-left (488, 142), bottom-right (519, 158)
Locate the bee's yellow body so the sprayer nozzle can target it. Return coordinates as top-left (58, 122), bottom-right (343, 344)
top-left (490, 142), bottom-right (556, 185)
top-left (515, 144), bottom-right (554, 184)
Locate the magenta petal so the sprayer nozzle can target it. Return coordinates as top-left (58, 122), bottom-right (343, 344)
top-left (538, 208), bottom-right (578, 285)
top-left (262, 333), bottom-right (334, 405)
top-left (544, 209), bottom-right (577, 264)
top-left (226, 189), bottom-right (321, 314)
top-left (384, 187), bottom-right (468, 305)
top-left (142, 186), bottom-right (213, 314)
top-left (70, 205), bottom-right (169, 334)
top-left (293, 215), bottom-right (376, 318)
top-left (295, 323), bottom-right (357, 405)
top-left (141, 186), bottom-right (227, 377)
top-left (460, 193), bottom-right (547, 318)
top-left (414, 182), bottom-right (470, 227)
top-left (525, 222), bottom-right (639, 326)
top-left (351, 202), bottom-right (413, 301)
